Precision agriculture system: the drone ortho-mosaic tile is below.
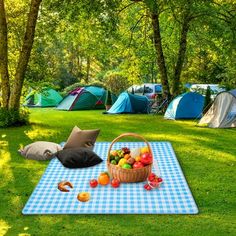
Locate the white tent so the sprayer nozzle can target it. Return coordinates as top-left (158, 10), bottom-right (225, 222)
top-left (199, 89), bottom-right (236, 128)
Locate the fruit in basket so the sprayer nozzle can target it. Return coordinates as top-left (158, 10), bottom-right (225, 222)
top-left (117, 150), bottom-right (124, 158)
top-left (89, 179), bottom-right (98, 188)
top-left (114, 155), bottom-right (120, 163)
top-left (110, 160), bottom-right (117, 165)
top-left (110, 150), bottom-right (118, 156)
top-left (133, 161), bottom-right (144, 169)
top-left (140, 146), bottom-right (149, 154)
top-left (118, 158), bottom-right (127, 167)
top-left (126, 157), bottom-right (135, 165)
top-left (124, 154), bottom-right (131, 160)
top-left (122, 147), bottom-right (130, 154)
top-left (140, 152), bottom-right (153, 165)
top-left (98, 172), bottom-right (110, 185)
top-left (122, 163), bottom-right (132, 169)
top-left (111, 179), bottom-right (120, 188)
top-left (130, 148), bottom-right (140, 158)
top-left (135, 156), bottom-right (141, 162)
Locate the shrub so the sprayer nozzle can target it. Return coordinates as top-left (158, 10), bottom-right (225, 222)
top-left (0, 107), bottom-right (30, 128)
top-left (104, 71), bottom-right (131, 96)
top-left (61, 81), bottom-right (105, 97)
top-left (105, 90), bottom-right (112, 106)
top-left (203, 86), bottom-right (212, 114)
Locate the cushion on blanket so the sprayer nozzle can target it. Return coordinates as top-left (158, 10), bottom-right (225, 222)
top-left (56, 147), bottom-right (103, 168)
top-left (63, 126), bottom-right (100, 150)
top-left (20, 141), bottom-right (63, 160)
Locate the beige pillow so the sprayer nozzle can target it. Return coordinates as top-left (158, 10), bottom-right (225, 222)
top-left (20, 141), bottom-right (63, 160)
top-left (63, 126), bottom-right (100, 150)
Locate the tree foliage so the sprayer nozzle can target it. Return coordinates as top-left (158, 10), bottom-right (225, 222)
top-left (0, 0), bottom-right (236, 126)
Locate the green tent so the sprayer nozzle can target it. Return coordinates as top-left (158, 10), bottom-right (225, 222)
top-left (24, 88), bottom-right (63, 107)
top-left (57, 86), bottom-right (107, 110)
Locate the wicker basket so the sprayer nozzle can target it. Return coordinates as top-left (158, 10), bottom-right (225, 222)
top-left (107, 133), bottom-right (153, 183)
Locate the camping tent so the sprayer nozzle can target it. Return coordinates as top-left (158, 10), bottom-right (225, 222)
top-left (24, 88), bottom-right (63, 107)
top-left (198, 89), bottom-right (236, 128)
top-left (164, 92), bottom-right (204, 120)
top-left (57, 86), bottom-right (107, 110)
top-left (107, 92), bottom-right (149, 114)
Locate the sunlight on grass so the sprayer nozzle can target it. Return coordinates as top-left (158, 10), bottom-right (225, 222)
top-left (0, 109), bottom-right (235, 236)
top-left (24, 126), bottom-right (58, 140)
top-left (146, 132), bottom-right (195, 143)
top-left (0, 141), bottom-right (14, 187)
top-left (202, 149), bottom-right (236, 163)
top-left (0, 219), bottom-right (11, 235)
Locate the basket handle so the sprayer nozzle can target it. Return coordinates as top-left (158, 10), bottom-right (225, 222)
top-left (107, 133), bottom-right (153, 161)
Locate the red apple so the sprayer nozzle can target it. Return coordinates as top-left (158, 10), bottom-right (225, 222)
top-left (133, 161), bottom-right (144, 169)
top-left (140, 152), bottom-right (153, 165)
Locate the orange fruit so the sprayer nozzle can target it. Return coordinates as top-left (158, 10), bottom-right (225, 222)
top-left (140, 146), bottom-right (149, 154)
top-left (135, 156), bottom-right (141, 162)
top-left (124, 154), bottom-right (131, 160)
top-left (98, 172), bottom-right (110, 185)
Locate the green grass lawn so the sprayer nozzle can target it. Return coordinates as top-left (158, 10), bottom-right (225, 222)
top-left (0, 108), bottom-right (236, 236)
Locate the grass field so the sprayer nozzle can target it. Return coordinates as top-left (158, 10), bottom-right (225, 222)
top-left (0, 108), bottom-right (236, 236)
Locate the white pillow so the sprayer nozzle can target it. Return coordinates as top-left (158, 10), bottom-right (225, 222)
top-left (20, 141), bottom-right (62, 160)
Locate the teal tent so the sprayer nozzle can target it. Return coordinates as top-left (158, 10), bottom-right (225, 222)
top-left (24, 88), bottom-right (63, 107)
top-left (164, 92), bottom-right (204, 119)
top-left (107, 92), bottom-right (149, 114)
top-left (57, 86), bottom-right (107, 110)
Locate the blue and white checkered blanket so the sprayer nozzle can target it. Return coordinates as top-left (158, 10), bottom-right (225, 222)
top-left (22, 142), bottom-right (198, 214)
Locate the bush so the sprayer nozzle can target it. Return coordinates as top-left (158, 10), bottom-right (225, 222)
top-left (104, 71), bottom-right (131, 96)
top-left (61, 81), bottom-right (105, 97)
top-left (0, 107), bottom-right (30, 128)
top-left (203, 86), bottom-right (212, 114)
top-left (105, 90), bottom-right (112, 106)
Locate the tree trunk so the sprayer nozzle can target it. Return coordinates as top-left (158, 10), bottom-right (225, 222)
top-left (0, 0), bottom-right (10, 108)
top-left (85, 56), bottom-right (90, 84)
top-left (9, 0), bottom-right (42, 109)
top-left (172, 13), bottom-right (191, 97)
top-left (151, 11), bottom-right (171, 99)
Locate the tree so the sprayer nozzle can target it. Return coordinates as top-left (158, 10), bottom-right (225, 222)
top-left (203, 86), bottom-right (212, 114)
top-left (0, 0), bottom-right (42, 113)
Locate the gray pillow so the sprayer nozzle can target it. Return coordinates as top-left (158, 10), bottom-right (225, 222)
top-left (20, 141), bottom-right (63, 160)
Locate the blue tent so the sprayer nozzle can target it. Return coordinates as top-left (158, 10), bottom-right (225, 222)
top-left (164, 92), bottom-right (205, 119)
top-left (107, 92), bottom-right (149, 114)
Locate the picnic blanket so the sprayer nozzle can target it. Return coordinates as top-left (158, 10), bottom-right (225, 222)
top-left (22, 142), bottom-right (198, 214)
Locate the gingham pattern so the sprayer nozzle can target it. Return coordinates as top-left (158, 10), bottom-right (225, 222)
top-left (22, 142), bottom-right (198, 214)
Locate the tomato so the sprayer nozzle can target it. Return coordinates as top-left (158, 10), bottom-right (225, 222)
top-left (140, 152), bottom-right (153, 165)
top-left (144, 184), bottom-right (152, 191)
top-left (98, 172), bottom-right (110, 185)
top-left (158, 177), bottom-right (163, 183)
top-left (148, 173), bottom-right (156, 181)
top-left (89, 179), bottom-right (98, 188)
top-left (111, 179), bottom-right (120, 188)
top-left (133, 161), bottom-right (144, 169)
